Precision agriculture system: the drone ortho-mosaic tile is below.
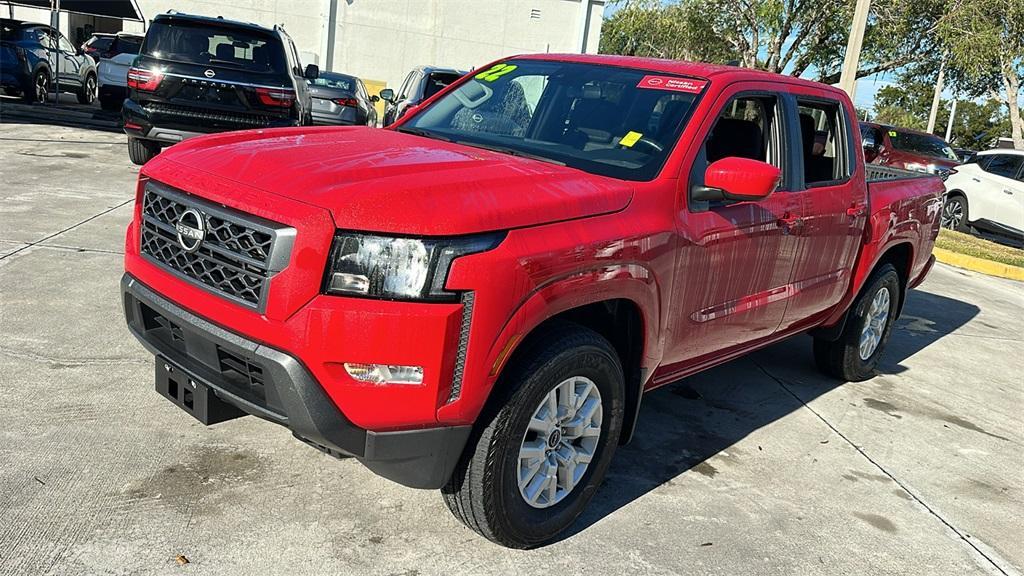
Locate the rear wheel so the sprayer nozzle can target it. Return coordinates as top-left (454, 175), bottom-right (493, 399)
top-left (24, 70), bottom-right (49, 103)
top-left (941, 195), bottom-right (970, 233)
top-left (128, 137), bottom-right (160, 165)
top-left (813, 263), bottom-right (901, 382)
top-left (76, 73), bottom-right (96, 104)
top-left (442, 322), bottom-right (624, 548)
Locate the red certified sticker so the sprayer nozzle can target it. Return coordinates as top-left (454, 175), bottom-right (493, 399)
top-left (637, 75), bottom-right (707, 93)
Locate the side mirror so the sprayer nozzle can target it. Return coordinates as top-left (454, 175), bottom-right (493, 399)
top-left (862, 137), bottom-right (876, 150)
top-left (303, 64), bottom-right (319, 80)
top-left (379, 88), bottom-right (394, 103)
top-left (370, 95), bottom-right (380, 103)
top-left (692, 157), bottom-right (781, 202)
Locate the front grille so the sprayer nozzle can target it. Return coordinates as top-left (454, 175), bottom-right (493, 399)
top-left (143, 102), bottom-right (276, 127)
top-left (140, 181), bottom-right (295, 310)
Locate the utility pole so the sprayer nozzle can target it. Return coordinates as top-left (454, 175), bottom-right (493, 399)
top-left (927, 59), bottom-right (946, 134)
top-left (839, 0), bottom-right (871, 98)
top-left (945, 99), bottom-right (958, 142)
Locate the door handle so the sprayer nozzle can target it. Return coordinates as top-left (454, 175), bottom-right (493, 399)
top-left (1004, 189), bottom-right (1014, 195)
top-left (846, 205), bottom-right (867, 218)
top-left (972, 177), bottom-right (981, 182)
top-left (777, 212), bottom-right (803, 233)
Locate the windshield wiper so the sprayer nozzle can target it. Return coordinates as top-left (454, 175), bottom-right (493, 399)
top-left (455, 140), bottom-right (566, 166)
top-left (395, 126), bottom-right (451, 142)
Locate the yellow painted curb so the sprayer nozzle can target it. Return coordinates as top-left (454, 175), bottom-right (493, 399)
top-left (933, 248), bottom-right (1024, 281)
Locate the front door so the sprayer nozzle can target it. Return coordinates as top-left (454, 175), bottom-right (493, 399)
top-left (663, 87), bottom-right (801, 369)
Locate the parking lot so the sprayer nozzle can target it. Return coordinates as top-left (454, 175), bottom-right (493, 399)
top-left (0, 120), bottom-right (1021, 575)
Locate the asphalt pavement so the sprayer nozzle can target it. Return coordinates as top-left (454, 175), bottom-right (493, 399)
top-left (0, 121), bottom-right (1021, 576)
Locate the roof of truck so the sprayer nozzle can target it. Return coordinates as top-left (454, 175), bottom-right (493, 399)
top-left (515, 53), bottom-right (845, 93)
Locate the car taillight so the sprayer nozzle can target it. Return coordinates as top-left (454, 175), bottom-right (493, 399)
top-left (256, 87), bottom-right (295, 107)
top-left (127, 67), bottom-right (162, 91)
top-left (333, 97), bottom-right (358, 107)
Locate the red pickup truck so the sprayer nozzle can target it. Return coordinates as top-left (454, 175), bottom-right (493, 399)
top-left (122, 54), bottom-right (942, 548)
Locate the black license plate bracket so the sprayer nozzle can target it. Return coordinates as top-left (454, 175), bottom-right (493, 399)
top-left (155, 358), bottom-right (246, 425)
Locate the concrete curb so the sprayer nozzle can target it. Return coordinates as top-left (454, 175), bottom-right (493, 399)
top-left (933, 247), bottom-right (1024, 281)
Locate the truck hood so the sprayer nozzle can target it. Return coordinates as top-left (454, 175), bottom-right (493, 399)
top-left (152, 126), bottom-right (634, 235)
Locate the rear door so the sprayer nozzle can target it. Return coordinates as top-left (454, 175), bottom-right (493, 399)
top-left (778, 93), bottom-right (864, 330)
top-left (665, 85), bottom-right (801, 367)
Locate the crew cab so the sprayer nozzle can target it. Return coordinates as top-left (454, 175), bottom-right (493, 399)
top-left (122, 12), bottom-right (318, 165)
top-left (121, 55), bottom-right (942, 548)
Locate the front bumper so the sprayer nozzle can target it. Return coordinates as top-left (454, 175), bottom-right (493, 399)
top-left (122, 273), bottom-right (471, 489)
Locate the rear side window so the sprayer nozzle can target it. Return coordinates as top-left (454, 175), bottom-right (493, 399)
top-left (797, 100), bottom-right (849, 186)
top-left (142, 20), bottom-right (286, 75)
top-left (983, 155), bottom-right (1024, 179)
top-left (111, 36), bottom-right (142, 56)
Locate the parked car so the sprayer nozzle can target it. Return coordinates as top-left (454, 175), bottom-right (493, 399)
top-left (0, 18), bottom-right (97, 104)
top-left (953, 148), bottom-right (977, 163)
top-left (942, 149), bottom-right (1024, 241)
top-left (308, 71), bottom-right (378, 126)
top-left (122, 12), bottom-right (318, 165)
top-left (97, 32), bottom-right (143, 111)
top-left (121, 55), bottom-right (943, 548)
top-left (859, 122), bottom-right (960, 176)
top-left (80, 32), bottom-right (115, 63)
top-left (380, 65), bottom-right (465, 126)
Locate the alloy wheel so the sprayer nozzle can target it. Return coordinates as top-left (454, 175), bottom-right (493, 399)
top-left (517, 376), bottom-right (602, 509)
top-left (941, 199), bottom-right (964, 230)
top-left (35, 73), bottom-right (49, 102)
top-left (859, 286), bottom-right (891, 360)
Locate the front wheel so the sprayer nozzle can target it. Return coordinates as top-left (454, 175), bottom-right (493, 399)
top-left (76, 74), bottom-right (96, 104)
top-left (813, 263), bottom-right (901, 382)
top-left (442, 322), bottom-right (624, 548)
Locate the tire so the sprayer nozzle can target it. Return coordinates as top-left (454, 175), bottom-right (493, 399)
top-left (442, 321), bottom-right (625, 548)
top-left (76, 73), bottom-right (96, 105)
top-left (941, 195), bottom-right (970, 233)
top-left (813, 263), bottom-right (901, 382)
top-left (24, 69), bottom-right (49, 103)
top-left (128, 137), bottom-right (160, 165)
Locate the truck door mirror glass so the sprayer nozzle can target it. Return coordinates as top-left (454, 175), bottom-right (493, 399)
top-left (303, 64), bottom-right (319, 80)
top-left (693, 157), bottom-right (781, 202)
top-left (379, 88), bottom-right (394, 102)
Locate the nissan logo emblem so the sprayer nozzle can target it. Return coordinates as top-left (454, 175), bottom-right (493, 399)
top-left (175, 208), bottom-right (207, 253)
top-left (204, 69), bottom-right (216, 78)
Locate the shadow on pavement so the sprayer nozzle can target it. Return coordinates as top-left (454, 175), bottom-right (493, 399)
top-left (0, 95), bottom-right (121, 132)
top-left (561, 287), bottom-right (980, 541)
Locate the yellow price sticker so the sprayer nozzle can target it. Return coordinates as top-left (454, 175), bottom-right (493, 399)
top-left (620, 131), bottom-right (643, 147)
top-left (475, 63), bottom-right (518, 82)
top-left (888, 130), bottom-right (897, 137)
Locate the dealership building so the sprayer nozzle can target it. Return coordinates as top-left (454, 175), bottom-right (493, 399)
top-left (6, 0), bottom-right (606, 92)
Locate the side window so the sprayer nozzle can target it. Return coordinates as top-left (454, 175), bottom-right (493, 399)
top-left (58, 34), bottom-right (76, 54)
top-left (396, 72), bottom-right (414, 101)
top-left (985, 155), bottom-right (1024, 179)
top-left (797, 100), bottom-right (848, 186)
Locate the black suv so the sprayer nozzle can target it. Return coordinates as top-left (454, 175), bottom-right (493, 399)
top-left (123, 12), bottom-right (318, 165)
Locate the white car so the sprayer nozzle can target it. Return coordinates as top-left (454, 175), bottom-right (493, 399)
top-left (96, 33), bottom-right (143, 111)
top-left (942, 149), bottom-right (1024, 241)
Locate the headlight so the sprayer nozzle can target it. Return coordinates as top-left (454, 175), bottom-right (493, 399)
top-left (323, 231), bottom-right (504, 301)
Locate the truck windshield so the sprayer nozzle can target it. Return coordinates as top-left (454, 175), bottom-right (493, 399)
top-left (142, 21), bottom-right (286, 75)
top-left (403, 59), bottom-right (706, 181)
top-left (889, 130), bottom-right (958, 161)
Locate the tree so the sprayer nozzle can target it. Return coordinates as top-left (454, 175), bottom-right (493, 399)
top-left (600, 0), bottom-right (949, 84)
top-left (940, 0), bottom-right (1024, 149)
top-left (871, 76), bottom-right (1010, 148)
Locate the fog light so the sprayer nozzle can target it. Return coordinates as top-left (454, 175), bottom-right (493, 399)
top-left (344, 363), bottom-right (423, 385)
